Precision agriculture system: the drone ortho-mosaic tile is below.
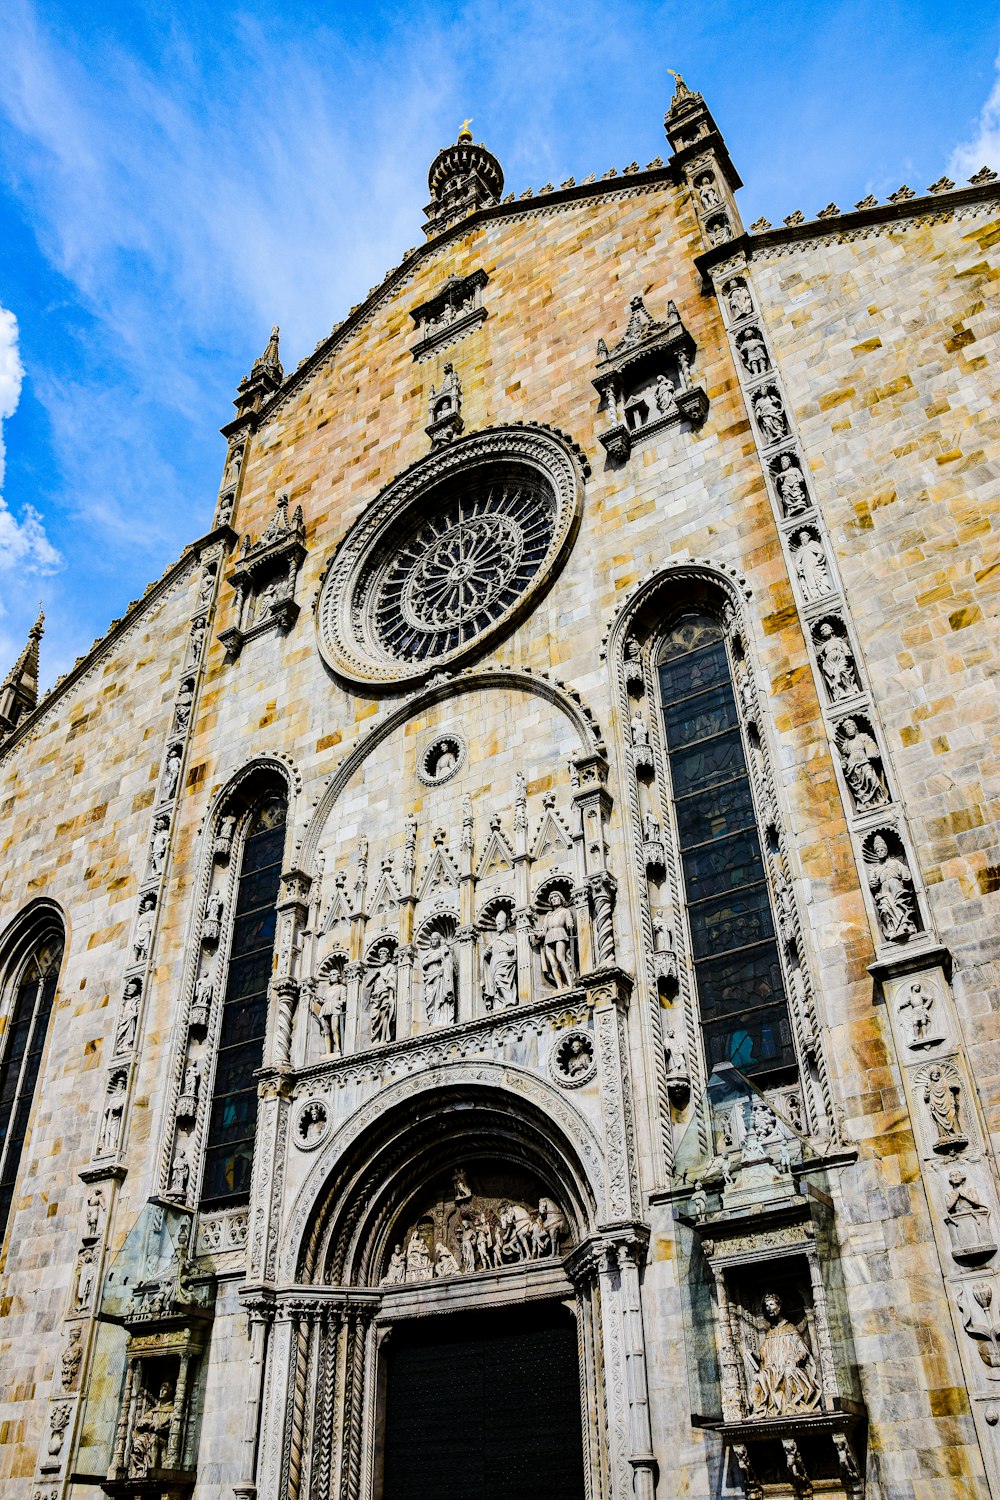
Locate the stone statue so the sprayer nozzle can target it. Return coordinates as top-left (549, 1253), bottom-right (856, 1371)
top-left (435, 741), bottom-right (458, 777)
top-left (182, 1058), bottom-right (201, 1103)
top-left (562, 1036), bottom-right (592, 1078)
top-left (382, 1244), bottom-right (406, 1286)
top-left (460, 1217), bottom-right (476, 1273)
top-left (204, 890), bottom-right (224, 939)
top-left (752, 388), bottom-right (788, 444)
top-left (643, 811), bottom-right (662, 842)
top-left (198, 564), bottom-right (216, 608)
top-left (540, 892), bottom-right (576, 990)
top-left (483, 909), bottom-right (518, 1009)
top-left (815, 622), bottom-right (860, 701)
top-left (115, 978), bottom-right (141, 1055)
top-left (187, 616), bottom-right (206, 665)
top-left (696, 172), bottom-right (720, 207)
top-left (193, 972), bottom-right (213, 1019)
top-left (774, 453), bottom-right (809, 514)
top-left (99, 1074), bottom-right (127, 1156)
top-left (664, 1027), bottom-right (687, 1081)
top-left (313, 971), bottom-right (347, 1056)
top-left (944, 1167), bottom-right (996, 1261)
top-left (148, 819), bottom-right (169, 877)
top-left (421, 932), bottom-right (457, 1026)
top-left (748, 1293), bottom-right (821, 1417)
top-left (726, 278), bottom-right (754, 320)
top-left (130, 1380), bottom-right (174, 1477)
top-left (897, 980), bottom-right (942, 1048)
top-left (405, 1233), bottom-right (433, 1282)
top-left (168, 1148), bottom-right (190, 1199)
top-left (923, 1065), bottom-right (964, 1148)
top-left (453, 1166), bottom-right (472, 1201)
top-left (793, 529), bottom-right (831, 599)
top-left (708, 216), bottom-right (730, 246)
top-left (739, 328), bottom-right (769, 376)
top-left (539, 1197), bottom-right (567, 1254)
top-left (654, 373), bottom-right (675, 412)
top-left (75, 1248), bottom-right (96, 1312)
top-left (61, 1326), bottom-right (82, 1390)
top-left (367, 945), bottom-right (397, 1045)
top-left (630, 709), bottom-right (649, 746)
top-left (435, 1242), bottom-right (461, 1277)
top-left (47, 1403), bottom-right (70, 1459)
top-left (85, 1190), bottom-right (104, 1239)
top-left (174, 679), bottom-right (193, 732)
top-left (161, 746), bottom-right (182, 802)
top-left (430, 362), bottom-right (461, 421)
top-left (838, 719), bottom-right (888, 809)
top-left (866, 835), bottom-right (918, 941)
top-left (133, 897), bottom-right (155, 963)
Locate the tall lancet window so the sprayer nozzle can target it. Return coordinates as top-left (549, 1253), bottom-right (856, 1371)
top-left (201, 791), bottom-right (287, 1208)
top-left (656, 611), bottom-right (795, 1079)
top-left (0, 935), bottom-right (63, 1245)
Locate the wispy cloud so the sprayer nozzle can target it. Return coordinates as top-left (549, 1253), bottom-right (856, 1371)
top-left (0, 304), bottom-right (61, 582)
top-left (949, 50), bottom-right (1000, 180)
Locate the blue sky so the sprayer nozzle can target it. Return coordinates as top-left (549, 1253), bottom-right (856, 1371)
top-left (1, 0), bottom-right (998, 690)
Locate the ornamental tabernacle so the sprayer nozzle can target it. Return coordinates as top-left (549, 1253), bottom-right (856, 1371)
top-left (1, 78), bottom-right (999, 1500)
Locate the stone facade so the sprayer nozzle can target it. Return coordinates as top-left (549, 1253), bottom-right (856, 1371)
top-left (0, 80), bottom-right (998, 1500)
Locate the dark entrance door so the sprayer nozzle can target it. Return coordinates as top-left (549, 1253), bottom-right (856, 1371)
top-left (381, 1299), bottom-right (586, 1500)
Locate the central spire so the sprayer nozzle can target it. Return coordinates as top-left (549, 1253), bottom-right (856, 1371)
top-left (423, 123), bottom-right (504, 239)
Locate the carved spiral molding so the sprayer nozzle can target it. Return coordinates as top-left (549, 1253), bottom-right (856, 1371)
top-left (317, 425), bottom-right (584, 685)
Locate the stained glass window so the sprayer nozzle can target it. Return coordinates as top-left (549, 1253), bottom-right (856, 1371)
top-left (657, 612), bottom-right (794, 1078)
top-left (201, 793), bottom-right (286, 1208)
top-left (0, 938), bottom-right (63, 1245)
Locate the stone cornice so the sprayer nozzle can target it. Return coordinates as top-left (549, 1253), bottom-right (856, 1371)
top-left (694, 179), bottom-right (1000, 283)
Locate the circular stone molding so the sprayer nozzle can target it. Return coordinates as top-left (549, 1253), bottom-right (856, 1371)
top-left (317, 426), bottom-right (584, 686)
top-left (549, 1028), bottom-right (597, 1088)
top-left (293, 1097), bottom-right (331, 1151)
top-left (417, 732), bottom-right (467, 786)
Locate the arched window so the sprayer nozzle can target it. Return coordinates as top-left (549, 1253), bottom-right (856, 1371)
top-left (0, 931), bottom-right (63, 1245)
top-left (201, 791), bottom-right (287, 1208)
top-left (656, 610), bottom-right (795, 1080)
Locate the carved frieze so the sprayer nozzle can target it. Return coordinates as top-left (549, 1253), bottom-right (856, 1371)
top-left (410, 269), bottom-right (489, 358)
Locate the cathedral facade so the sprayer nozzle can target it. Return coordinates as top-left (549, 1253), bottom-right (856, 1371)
top-left (1, 78), bottom-right (999, 1500)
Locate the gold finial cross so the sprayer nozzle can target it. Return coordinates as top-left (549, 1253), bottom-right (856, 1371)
top-left (458, 118), bottom-right (473, 140)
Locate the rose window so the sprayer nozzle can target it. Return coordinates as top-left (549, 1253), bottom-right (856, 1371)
top-left (317, 428), bottom-right (584, 685)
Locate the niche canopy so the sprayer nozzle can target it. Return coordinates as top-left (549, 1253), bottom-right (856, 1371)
top-left (317, 426), bottom-right (584, 686)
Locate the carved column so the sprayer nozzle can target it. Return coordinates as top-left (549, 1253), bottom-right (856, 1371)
top-left (254, 1304), bottom-right (297, 1500)
top-left (456, 925), bottom-right (478, 1024)
top-left (235, 1294), bottom-right (273, 1500)
top-left (344, 961), bottom-right (364, 1055)
top-left (616, 1240), bottom-right (657, 1500)
top-left (595, 1247), bottom-right (633, 1500)
top-left (396, 944), bottom-right (415, 1039)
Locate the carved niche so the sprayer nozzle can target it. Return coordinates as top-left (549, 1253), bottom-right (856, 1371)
top-left (410, 269), bottom-right (489, 358)
top-left (593, 293), bottom-right (709, 459)
top-left (219, 493), bottom-right (306, 658)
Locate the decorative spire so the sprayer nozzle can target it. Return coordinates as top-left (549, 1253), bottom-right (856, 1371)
top-left (666, 70), bottom-right (695, 110)
top-left (423, 125), bottom-right (504, 239)
top-left (0, 606), bottom-right (44, 739)
top-left (232, 325), bottom-right (285, 423)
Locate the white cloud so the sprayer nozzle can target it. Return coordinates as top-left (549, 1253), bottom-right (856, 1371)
top-left (949, 52), bottom-right (1000, 181)
top-left (0, 303), bottom-right (61, 579)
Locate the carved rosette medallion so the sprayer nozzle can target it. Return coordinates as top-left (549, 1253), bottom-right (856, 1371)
top-left (317, 426), bottom-right (584, 685)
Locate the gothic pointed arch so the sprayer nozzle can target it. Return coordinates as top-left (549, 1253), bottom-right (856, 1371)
top-left (0, 898), bottom-right (66, 1249)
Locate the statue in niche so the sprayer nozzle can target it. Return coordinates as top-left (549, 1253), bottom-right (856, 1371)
top-left (436, 742), bottom-right (458, 776)
top-left (866, 834), bottom-right (918, 941)
top-left (738, 328), bottom-right (770, 376)
top-left (161, 745), bottom-right (182, 802)
top-left (539, 892), bottom-right (576, 990)
top-left (85, 1190), bottom-right (104, 1240)
top-left (133, 895), bottom-right (155, 965)
top-left (897, 980), bottom-right (943, 1048)
top-left (421, 932), bottom-right (457, 1026)
top-left (773, 452), bottom-right (809, 515)
top-left (405, 1233), bottom-right (433, 1282)
top-left (696, 172), bottom-right (720, 207)
top-left (174, 678), bottom-right (194, 732)
top-left (957, 1282), bottom-right (1000, 1375)
top-left (838, 718), bottom-right (888, 809)
top-left (747, 1293), bottom-right (821, 1417)
top-left (793, 529), bottom-right (831, 599)
top-left (923, 1065), bottom-right (966, 1151)
top-left (115, 978), bottom-right (141, 1055)
top-left (223, 441), bottom-right (244, 487)
top-left (186, 616), bottom-right (206, 666)
top-left (630, 708), bottom-right (650, 747)
top-left (435, 1242), bottom-right (461, 1276)
top-left (203, 890), bottom-right (224, 943)
top-left (75, 1248), bottom-right (96, 1312)
top-left (298, 1101), bottom-right (327, 1144)
top-left (61, 1326), bottom-right (82, 1390)
top-left (561, 1035), bottom-right (593, 1079)
top-left (752, 387), bottom-right (788, 444)
top-left (664, 1027), bottom-right (687, 1081)
top-left (313, 970), bottom-right (347, 1056)
top-left (191, 972), bottom-right (213, 1027)
top-left (129, 1380), bottom-right (174, 1477)
top-left (643, 811), bottom-right (662, 842)
top-left (815, 621), bottom-right (861, 701)
top-left (944, 1167), bottom-right (996, 1262)
top-left (182, 1058), bottom-right (202, 1103)
top-left (367, 945), bottom-right (397, 1045)
top-left (654, 373), bottom-right (676, 412)
top-left (483, 909), bottom-right (518, 1009)
top-left (148, 818), bottom-right (169, 878)
top-left (167, 1147), bottom-right (190, 1200)
top-left (99, 1073), bottom-right (127, 1156)
top-left (453, 1167), bottom-right (472, 1201)
top-left (707, 216), bottom-right (731, 246)
top-left (382, 1245), bottom-right (406, 1286)
top-left (198, 563), bottom-right (216, 609)
top-left (726, 278), bottom-right (754, 320)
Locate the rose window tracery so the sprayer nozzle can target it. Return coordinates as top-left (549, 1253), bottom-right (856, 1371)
top-left (317, 428), bottom-right (584, 684)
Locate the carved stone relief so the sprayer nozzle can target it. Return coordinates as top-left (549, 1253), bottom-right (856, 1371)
top-left (426, 362), bottom-right (464, 446)
top-left (812, 618), bottom-right (862, 703)
top-left (894, 977), bottom-right (946, 1049)
top-left (942, 1165), bottom-right (997, 1264)
top-left (418, 732), bottom-right (466, 785)
top-left (536, 889), bottom-right (577, 991)
top-left (410, 268), bottom-right (488, 359)
top-left (549, 1027), bottom-right (596, 1087)
top-left (917, 1060), bottom-right (968, 1153)
top-left (790, 526), bottom-right (832, 601)
top-left (835, 715), bottom-right (889, 811)
top-left (746, 1291), bottom-right (821, 1418)
top-left (750, 385), bottom-right (789, 446)
top-left (770, 451), bottom-right (812, 517)
top-left (863, 828), bottom-right (922, 942)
